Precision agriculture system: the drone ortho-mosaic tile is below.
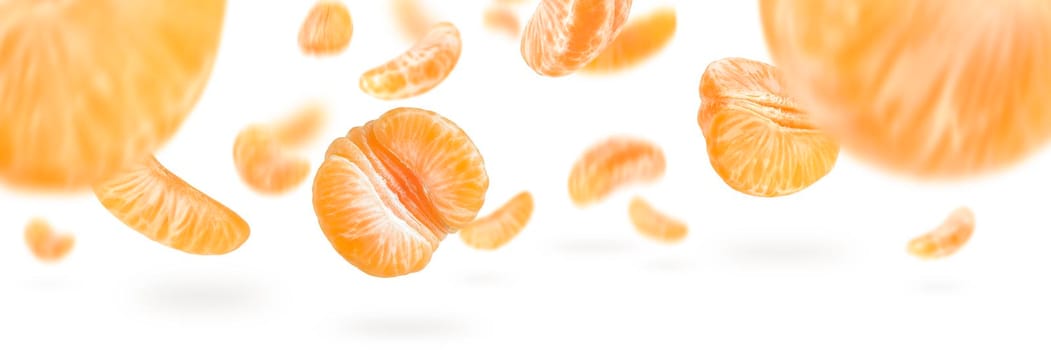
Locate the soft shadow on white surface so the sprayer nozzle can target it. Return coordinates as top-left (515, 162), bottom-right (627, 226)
top-left (554, 239), bottom-right (636, 255)
top-left (344, 314), bottom-right (470, 340)
top-left (721, 238), bottom-right (849, 268)
top-left (135, 273), bottom-right (266, 315)
top-left (460, 270), bottom-right (506, 287)
top-left (912, 278), bottom-right (965, 295)
top-left (644, 256), bottom-right (695, 272)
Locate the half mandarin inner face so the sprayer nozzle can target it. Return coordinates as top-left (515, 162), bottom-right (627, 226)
top-left (313, 107), bottom-right (488, 277)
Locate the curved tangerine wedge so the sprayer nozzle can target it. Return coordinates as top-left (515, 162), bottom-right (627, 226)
top-left (298, 0), bottom-right (353, 56)
top-left (24, 218), bottom-right (75, 262)
top-left (93, 156), bottom-right (250, 255)
top-left (0, 0), bottom-right (226, 191)
top-left (700, 57), bottom-right (839, 197)
top-left (391, 0), bottom-right (437, 42)
top-left (908, 207), bottom-right (975, 259)
top-left (313, 107), bottom-right (488, 277)
top-left (568, 136), bottom-right (665, 206)
top-left (628, 196), bottom-right (686, 243)
top-left (521, 0), bottom-right (633, 77)
top-left (359, 22), bottom-right (462, 100)
top-left (582, 6), bottom-right (677, 74)
top-left (233, 103), bottom-right (326, 194)
top-left (460, 191), bottom-right (534, 250)
top-left (484, 5), bottom-right (522, 38)
top-left (760, 0), bottom-right (1051, 179)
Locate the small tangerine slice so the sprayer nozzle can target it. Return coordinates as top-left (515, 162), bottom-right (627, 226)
top-left (628, 196), bottom-right (686, 243)
top-left (484, 5), bottom-right (522, 38)
top-left (24, 218), bottom-right (75, 262)
top-left (908, 207), bottom-right (976, 259)
top-left (391, 0), bottom-right (437, 42)
top-left (0, 0), bottom-right (226, 191)
top-left (582, 7), bottom-right (677, 74)
top-left (233, 102), bottom-right (326, 194)
top-left (313, 107), bottom-right (488, 277)
top-left (701, 57), bottom-right (839, 197)
top-left (298, 0), bottom-right (353, 56)
top-left (568, 136), bottom-right (665, 206)
top-left (359, 22), bottom-right (462, 100)
top-left (520, 0), bottom-right (633, 77)
top-left (93, 156), bottom-right (250, 255)
top-left (460, 191), bottom-right (534, 250)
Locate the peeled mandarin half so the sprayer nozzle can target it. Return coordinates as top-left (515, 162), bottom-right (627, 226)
top-left (359, 22), bottom-right (462, 100)
top-left (520, 0), bottom-right (633, 77)
top-left (93, 156), bottom-right (250, 255)
top-left (460, 191), bottom-right (534, 250)
top-left (568, 136), bottom-right (665, 206)
top-left (700, 57), bottom-right (838, 197)
top-left (24, 218), bottom-right (75, 263)
top-left (628, 196), bottom-right (686, 243)
top-left (298, 0), bottom-right (353, 56)
top-left (908, 207), bottom-right (976, 259)
top-left (313, 107), bottom-right (488, 277)
top-left (0, 0), bottom-right (226, 191)
top-left (760, 0), bottom-right (1051, 179)
top-left (582, 6), bottom-right (677, 74)
top-left (233, 102), bottom-right (326, 194)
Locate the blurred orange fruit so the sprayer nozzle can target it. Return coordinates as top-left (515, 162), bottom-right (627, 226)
top-left (460, 191), bottom-right (534, 250)
top-left (93, 156), bottom-right (250, 255)
top-left (582, 6), bottom-right (676, 74)
top-left (298, 0), bottom-right (353, 56)
top-left (521, 0), bottom-right (633, 76)
top-left (484, 4), bottom-right (522, 38)
top-left (700, 57), bottom-right (838, 197)
top-left (313, 107), bottom-right (488, 277)
top-left (24, 218), bottom-right (75, 263)
top-left (568, 136), bottom-right (665, 206)
top-left (233, 102), bottom-right (326, 194)
top-left (760, 0), bottom-right (1051, 179)
top-left (908, 207), bottom-right (975, 259)
top-left (628, 196), bottom-right (686, 243)
top-left (360, 22), bottom-right (462, 100)
top-left (391, 0), bottom-right (436, 42)
top-left (0, 0), bottom-right (226, 191)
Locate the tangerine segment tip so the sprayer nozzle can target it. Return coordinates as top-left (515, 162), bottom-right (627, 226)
top-left (359, 22), bottom-right (462, 100)
top-left (460, 191), bottom-right (534, 250)
top-left (298, 0), bottom-right (353, 55)
top-left (582, 6), bottom-right (677, 74)
top-left (907, 207), bottom-right (976, 259)
top-left (568, 136), bottom-right (665, 206)
top-left (628, 196), bottom-right (686, 243)
top-left (24, 218), bottom-right (75, 262)
top-left (93, 156), bottom-right (250, 255)
top-left (520, 0), bottom-right (634, 77)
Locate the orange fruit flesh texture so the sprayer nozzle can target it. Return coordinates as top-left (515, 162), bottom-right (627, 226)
top-left (700, 57), bottom-right (839, 197)
top-left (24, 218), bottom-right (75, 262)
top-left (908, 207), bottom-right (976, 259)
top-left (568, 136), bottom-right (665, 206)
top-left (0, 0), bottom-right (226, 192)
top-left (233, 103), bottom-right (326, 194)
top-left (582, 6), bottom-right (677, 74)
top-left (298, 0), bottom-right (353, 56)
top-left (484, 5), bottom-right (522, 38)
top-left (359, 22), bottom-right (462, 100)
top-left (521, 0), bottom-right (633, 77)
top-left (460, 191), bottom-right (534, 250)
top-left (628, 196), bottom-right (686, 243)
top-left (313, 107), bottom-right (488, 277)
top-left (93, 156), bottom-right (250, 255)
top-left (760, 0), bottom-right (1051, 179)
top-left (392, 0), bottom-right (436, 42)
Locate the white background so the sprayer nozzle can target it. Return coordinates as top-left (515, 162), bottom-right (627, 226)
top-left (3, 1), bottom-right (1050, 348)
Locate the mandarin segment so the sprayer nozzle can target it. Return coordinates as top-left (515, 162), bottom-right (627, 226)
top-left (24, 218), bottom-right (75, 263)
top-left (313, 107), bottom-right (488, 277)
top-left (298, 0), bottom-right (353, 56)
top-left (582, 7), bottom-right (677, 74)
top-left (568, 136), bottom-right (665, 206)
top-left (93, 156), bottom-right (250, 255)
top-left (908, 207), bottom-right (976, 259)
top-left (700, 57), bottom-right (838, 197)
top-left (460, 191), bottom-right (534, 250)
top-left (233, 102), bottom-right (326, 194)
top-left (760, 0), bottom-right (1051, 178)
top-left (520, 0), bottom-right (633, 77)
top-left (359, 22), bottom-right (462, 100)
top-left (628, 196), bottom-right (686, 243)
top-left (0, 0), bottom-right (226, 191)
top-left (484, 5), bottom-right (522, 38)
